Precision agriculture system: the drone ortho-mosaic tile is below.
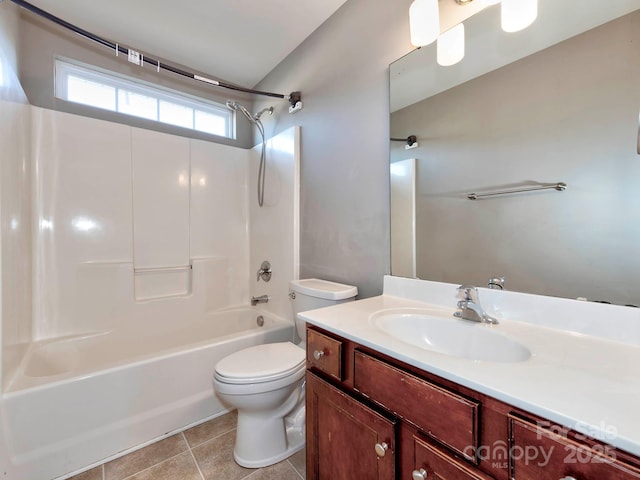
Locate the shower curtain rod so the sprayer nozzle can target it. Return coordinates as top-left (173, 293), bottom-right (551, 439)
top-left (10, 0), bottom-right (302, 106)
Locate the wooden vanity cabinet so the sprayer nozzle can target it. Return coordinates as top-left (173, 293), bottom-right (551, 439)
top-left (411, 431), bottom-right (496, 480)
top-left (509, 414), bottom-right (640, 480)
top-left (306, 372), bottom-right (396, 480)
top-left (305, 325), bottom-right (640, 480)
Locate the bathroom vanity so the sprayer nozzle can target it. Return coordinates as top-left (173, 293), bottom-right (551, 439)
top-left (301, 277), bottom-right (640, 480)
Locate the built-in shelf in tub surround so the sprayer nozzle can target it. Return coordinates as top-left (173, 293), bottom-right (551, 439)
top-left (132, 128), bottom-right (191, 300)
top-left (298, 275), bottom-right (640, 457)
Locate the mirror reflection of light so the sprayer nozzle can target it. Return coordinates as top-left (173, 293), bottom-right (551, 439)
top-left (10, 218), bottom-right (19, 231)
top-left (178, 174), bottom-right (188, 187)
top-left (199, 176), bottom-right (206, 187)
top-left (39, 219), bottom-right (54, 231)
top-left (390, 163), bottom-right (408, 177)
top-left (72, 216), bottom-right (100, 233)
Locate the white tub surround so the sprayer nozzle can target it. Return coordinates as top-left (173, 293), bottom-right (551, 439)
top-left (249, 126), bottom-right (300, 324)
top-left (299, 275), bottom-right (640, 457)
top-left (2, 308), bottom-right (292, 480)
top-left (0, 104), bottom-right (301, 480)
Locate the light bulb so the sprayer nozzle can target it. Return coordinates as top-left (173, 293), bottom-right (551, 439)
top-left (501, 0), bottom-right (537, 33)
top-left (409, 0), bottom-right (440, 47)
top-left (437, 24), bottom-right (465, 66)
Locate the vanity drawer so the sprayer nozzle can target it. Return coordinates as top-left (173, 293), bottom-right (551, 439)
top-left (510, 415), bottom-right (640, 480)
top-left (354, 350), bottom-right (479, 461)
top-left (306, 328), bottom-right (344, 381)
top-left (413, 434), bottom-right (495, 480)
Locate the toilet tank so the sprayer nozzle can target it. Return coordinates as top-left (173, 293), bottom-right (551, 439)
top-left (289, 278), bottom-right (358, 344)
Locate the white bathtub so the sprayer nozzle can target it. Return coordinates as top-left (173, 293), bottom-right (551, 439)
top-left (0, 307), bottom-right (294, 480)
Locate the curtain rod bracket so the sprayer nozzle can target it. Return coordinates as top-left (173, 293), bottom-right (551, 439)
top-left (288, 92), bottom-right (303, 113)
top-left (391, 135), bottom-right (418, 149)
top-left (288, 91), bottom-right (301, 107)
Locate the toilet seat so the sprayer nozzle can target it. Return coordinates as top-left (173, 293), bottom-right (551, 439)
top-left (214, 342), bottom-right (305, 385)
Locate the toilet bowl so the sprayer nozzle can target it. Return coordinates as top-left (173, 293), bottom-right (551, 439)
top-left (213, 278), bottom-right (357, 468)
top-left (213, 342), bottom-right (306, 467)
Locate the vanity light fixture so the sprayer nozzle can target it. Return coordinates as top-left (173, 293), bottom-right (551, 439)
top-left (410, 0), bottom-right (538, 66)
top-left (501, 0), bottom-right (538, 32)
top-left (437, 23), bottom-right (465, 66)
top-left (409, 0), bottom-right (440, 47)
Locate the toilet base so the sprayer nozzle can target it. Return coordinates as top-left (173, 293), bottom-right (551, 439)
top-left (233, 421), bottom-right (305, 468)
top-left (231, 384), bottom-right (306, 469)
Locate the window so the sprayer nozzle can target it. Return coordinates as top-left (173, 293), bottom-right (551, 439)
top-left (55, 58), bottom-right (234, 138)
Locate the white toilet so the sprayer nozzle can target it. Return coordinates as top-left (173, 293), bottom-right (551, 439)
top-left (213, 278), bottom-right (358, 468)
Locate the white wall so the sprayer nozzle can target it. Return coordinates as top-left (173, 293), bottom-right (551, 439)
top-left (249, 127), bottom-right (300, 326)
top-left (30, 108), bottom-right (251, 341)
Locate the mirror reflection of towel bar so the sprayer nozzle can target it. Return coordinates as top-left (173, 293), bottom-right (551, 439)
top-left (467, 182), bottom-right (567, 200)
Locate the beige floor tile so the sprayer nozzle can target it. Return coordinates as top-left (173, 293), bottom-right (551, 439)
top-left (104, 434), bottom-right (189, 480)
top-left (67, 465), bottom-right (103, 480)
top-left (246, 461), bottom-right (303, 480)
top-left (191, 430), bottom-right (251, 480)
top-left (125, 452), bottom-right (202, 480)
top-left (287, 449), bottom-right (306, 479)
top-left (183, 411), bottom-right (238, 447)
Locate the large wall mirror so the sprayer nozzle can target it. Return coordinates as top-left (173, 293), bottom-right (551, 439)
top-left (390, 1), bottom-right (640, 306)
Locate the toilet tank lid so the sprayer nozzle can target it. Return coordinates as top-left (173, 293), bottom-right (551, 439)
top-left (289, 278), bottom-right (358, 300)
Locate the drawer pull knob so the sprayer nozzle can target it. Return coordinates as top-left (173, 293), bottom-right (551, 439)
top-left (313, 350), bottom-right (325, 360)
top-left (412, 468), bottom-right (428, 480)
top-left (374, 442), bottom-right (389, 457)
top-left (560, 477), bottom-right (577, 480)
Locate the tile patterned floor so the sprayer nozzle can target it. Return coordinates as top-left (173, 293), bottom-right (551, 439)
top-left (68, 411), bottom-right (306, 480)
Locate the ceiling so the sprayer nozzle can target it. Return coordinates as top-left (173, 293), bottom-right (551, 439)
top-left (23, 0), bottom-right (349, 88)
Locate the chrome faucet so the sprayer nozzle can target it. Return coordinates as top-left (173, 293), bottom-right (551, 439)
top-left (251, 295), bottom-right (269, 306)
top-left (454, 285), bottom-right (498, 324)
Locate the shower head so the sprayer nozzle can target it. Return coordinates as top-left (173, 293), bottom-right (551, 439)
top-left (226, 99), bottom-right (255, 124)
top-left (254, 106), bottom-right (274, 120)
top-left (225, 100), bottom-right (239, 111)
top-left (226, 100), bottom-right (273, 124)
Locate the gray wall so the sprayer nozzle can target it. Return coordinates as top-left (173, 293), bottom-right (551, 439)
top-left (391, 12), bottom-right (640, 305)
top-left (254, 0), bottom-right (413, 297)
top-left (0, 1), bottom-right (26, 103)
top-left (18, 10), bottom-right (254, 148)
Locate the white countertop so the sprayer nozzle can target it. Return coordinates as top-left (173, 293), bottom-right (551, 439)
top-left (299, 288), bottom-right (640, 457)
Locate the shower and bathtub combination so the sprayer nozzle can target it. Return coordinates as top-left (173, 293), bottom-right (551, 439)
top-left (0, 102), bottom-right (301, 479)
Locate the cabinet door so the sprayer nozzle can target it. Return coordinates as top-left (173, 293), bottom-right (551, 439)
top-left (306, 371), bottom-right (396, 480)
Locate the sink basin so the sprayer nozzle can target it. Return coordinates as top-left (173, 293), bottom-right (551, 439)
top-left (369, 308), bottom-right (531, 363)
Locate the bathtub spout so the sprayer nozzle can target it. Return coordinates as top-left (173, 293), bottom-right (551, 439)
top-left (251, 295), bottom-right (269, 306)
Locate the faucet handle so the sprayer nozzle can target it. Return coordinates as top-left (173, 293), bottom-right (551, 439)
top-left (457, 285), bottom-right (479, 302)
top-left (257, 260), bottom-right (272, 282)
top-left (488, 276), bottom-right (505, 290)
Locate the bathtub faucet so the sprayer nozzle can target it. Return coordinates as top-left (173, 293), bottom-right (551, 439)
top-left (251, 295), bottom-right (269, 306)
